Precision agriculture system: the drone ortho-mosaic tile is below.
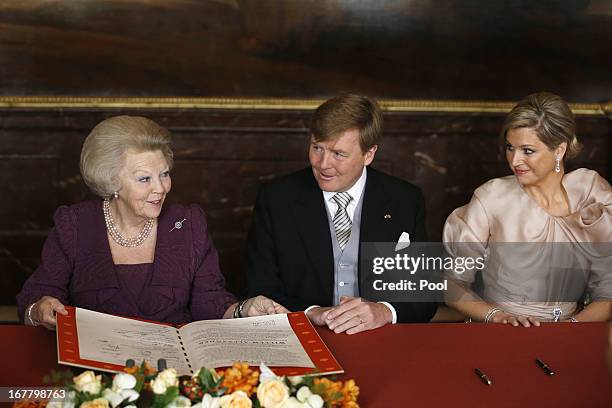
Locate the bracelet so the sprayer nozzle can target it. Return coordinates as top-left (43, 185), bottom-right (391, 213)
top-left (484, 307), bottom-right (502, 323)
top-left (26, 303), bottom-right (38, 326)
top-left (569, 317), bottom-right (579, 323)
top-left (233, 299), bottom-right (248, 318)
top-left (238, 299), bottom-right (248, 318)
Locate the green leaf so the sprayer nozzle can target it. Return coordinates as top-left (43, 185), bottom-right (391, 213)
top-left (151, 386), bottom-right (180, 408)
top-left (302, 377), bottom-right (314, 388)
top-left (74, 389), bottom-right (98, 405)
top-left (134, 376), bottom-right (145, 393)
top-left (211, 386), bottom-right (228, 397)
top-left (331, 390), bottom-right (343, 400)
top-left (198, 368), bottom-right (217, 390)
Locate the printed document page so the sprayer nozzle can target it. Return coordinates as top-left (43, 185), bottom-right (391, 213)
top-left (75, 308), bottom-right (192, 375)
top-left (180, 314), bottom-right (315, 369)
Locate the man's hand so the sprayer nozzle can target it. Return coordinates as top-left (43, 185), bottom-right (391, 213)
top-left (324, 296), bottom-right (392, 335)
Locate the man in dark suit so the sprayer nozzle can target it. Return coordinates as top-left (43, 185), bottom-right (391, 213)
top-left (246, 94), bottom-right (437, 334)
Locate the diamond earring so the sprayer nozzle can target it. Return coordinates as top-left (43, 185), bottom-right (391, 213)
top-left (113, 192), bottom-right (119, 199)
top-left (554, 155), bottom-right (561, 173)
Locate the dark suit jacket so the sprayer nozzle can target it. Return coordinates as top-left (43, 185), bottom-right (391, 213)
top-left (246, 166), bottom-right (437, 323)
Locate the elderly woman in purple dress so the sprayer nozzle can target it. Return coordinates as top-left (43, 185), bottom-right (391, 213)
top-left (18, 116), bottom-right (288, 329)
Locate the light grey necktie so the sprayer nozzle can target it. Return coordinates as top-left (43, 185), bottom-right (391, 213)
top-left (332, 192), bottom-right (353, 250)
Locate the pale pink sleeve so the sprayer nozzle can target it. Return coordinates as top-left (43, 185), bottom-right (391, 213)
top-left (443, 193), bottom-right (490, 283)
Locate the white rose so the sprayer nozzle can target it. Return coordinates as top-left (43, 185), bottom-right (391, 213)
top-left (102, 389), bottom-right (123, 408)
top-left (102, 388), bottom-right (139, 408)
top-left (73, 371), bottom-right (103, 395)
top-left (219, 391), bottom-right (252, 408)
top-left (47, 391), bottom-right (76, 408)
top-left (103, 388), bottom-right (139, 408)
top-left (258, 363), bottom-right (281, 383)
top-left (80, 398), bottom-right (110, 408)
top-left (280, 397), bottom-right (306, 408)
top-left (287, 376), bottom-right (304, 387)
top-left (257, 379), bottom-right (289, 408)
top-left (64, 391), bottom-right (76, 408)
top-left (295, 387), bottom-right (312, 403)
top-left (112, 373), bottom-right (137, 391)
top-left (166, 396), bottom-right (192, 408)
top-left (306, 394), bottom-right (324, 408)
top-left (151, 378), bottom-right (168, 394)
top-left (158, 368), bottom-right (179, 387)
top-left (199, 394), bottom-right (222, 408)
top-left (121, 389), bottom-right (140, 403)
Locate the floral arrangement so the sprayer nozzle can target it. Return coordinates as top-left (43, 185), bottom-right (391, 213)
top-left (28, 362), bottom-right (358, 408)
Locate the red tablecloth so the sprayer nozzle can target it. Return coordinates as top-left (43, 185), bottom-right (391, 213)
top-left (1, 323), bottom-right (611, 407)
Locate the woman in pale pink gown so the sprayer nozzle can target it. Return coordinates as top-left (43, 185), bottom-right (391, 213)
top-left (444, 92), bottom-right (611, 326)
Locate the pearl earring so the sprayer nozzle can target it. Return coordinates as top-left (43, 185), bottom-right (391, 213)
top-left (554, 155), bottom-right (561, 173)
top-left (113, 192), bottom-right (119, 199)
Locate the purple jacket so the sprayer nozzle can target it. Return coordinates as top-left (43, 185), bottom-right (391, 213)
top-left (17, 200), bottom-right (237, 324)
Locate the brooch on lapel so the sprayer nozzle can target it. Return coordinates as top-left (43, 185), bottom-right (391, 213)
top-left (169, 218), bottom-right (187, 232)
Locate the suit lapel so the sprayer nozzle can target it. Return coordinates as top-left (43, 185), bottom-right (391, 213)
top-left (358, 168), bottom-right (397, 291)
top-left (292, 171), bottom-right (335, 302)
top-left (360, 168), bottom-right (395, 244)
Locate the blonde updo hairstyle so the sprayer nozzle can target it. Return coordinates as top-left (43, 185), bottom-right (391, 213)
top-left (80, 116), bottom-right (174, 198)
top-left (501, 92), bottom-right (582, 161)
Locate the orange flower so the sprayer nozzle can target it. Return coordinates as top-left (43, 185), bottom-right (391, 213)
top-left (313, 378), bottom-right (342, 405)
top-left (124, 366), bottom-right (138, 375)
top-left (313, 378), bottom-right (359, 408)
top-left (12, 402), bottom-right (47, 408)
top-left (220, 362), bottom-right (260, 397)
top-left (341, 379), bottom-right (359, 404)
top-left (124, 361), bottom-right (156, 376)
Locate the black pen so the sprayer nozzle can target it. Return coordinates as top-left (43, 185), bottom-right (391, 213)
top-left (535, 358), bottom-right (555, 376)
top-left (474, 368), bottom-right (492, 385)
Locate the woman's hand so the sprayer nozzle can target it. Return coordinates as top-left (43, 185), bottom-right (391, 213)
top-left (242, 296), bottom-right (289, 317)
top-left (489, 311), bottom-right (541, 327)
top-left (30, 296), bottom-right (68, 330)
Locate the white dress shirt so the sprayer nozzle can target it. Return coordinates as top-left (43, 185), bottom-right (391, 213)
top-left (306, 166), bottom-right (398, 324)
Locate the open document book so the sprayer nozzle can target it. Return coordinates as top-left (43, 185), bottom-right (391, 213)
top-left (57, 306), bottom-right (343, 377)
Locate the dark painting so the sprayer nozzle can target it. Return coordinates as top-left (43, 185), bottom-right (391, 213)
top-left (0, 0), bottom-right (611, 102)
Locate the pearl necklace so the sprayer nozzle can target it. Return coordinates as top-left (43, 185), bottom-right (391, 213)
top-left (103, 199), bottom-right (154, 247)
